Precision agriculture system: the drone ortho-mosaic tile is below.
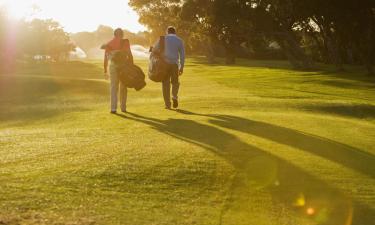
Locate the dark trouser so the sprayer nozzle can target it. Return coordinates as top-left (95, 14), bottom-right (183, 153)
top-left (162, 63), bottom-right (180, 107)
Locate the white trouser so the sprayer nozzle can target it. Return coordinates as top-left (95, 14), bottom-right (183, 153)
top-left (110, 64), bottom-right (127, 112)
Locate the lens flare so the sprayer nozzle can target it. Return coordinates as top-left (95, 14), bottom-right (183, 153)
top-left (292, 194), bottom-right (353, 225)
top-left (306, 207), bottom-right (315, 216)
top-left (1, 20), bottom-right (18, 72)
top-left (294, 193), bottom-right (306, 207)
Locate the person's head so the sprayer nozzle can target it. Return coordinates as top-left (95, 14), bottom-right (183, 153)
top-left (114, 28), bottom-right (124, 38)
top-left (167, 26), bottom-right (176, 35)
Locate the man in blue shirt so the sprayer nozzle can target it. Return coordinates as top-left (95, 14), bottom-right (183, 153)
top-left (154, 26), bottom-right (185, 109)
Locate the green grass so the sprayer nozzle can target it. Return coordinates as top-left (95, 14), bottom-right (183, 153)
top-left (0, 58), bottom-right (374, 225)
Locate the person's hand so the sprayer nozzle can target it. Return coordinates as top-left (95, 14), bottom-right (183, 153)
top-left (179, 68), bottom-right (184, 76)
top-left (104, 72), bottom-right (109, 80)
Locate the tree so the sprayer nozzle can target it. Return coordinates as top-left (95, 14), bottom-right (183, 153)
top-left (129, 0), bottom-right (375, 72)
top-left (20, 19), bottom-right (74, 61)
top-left (130, 0), bottom-right (307, 65)
top-left (129, 0), bottom-right (214, 58)
top-left (129, 0), bottom-right (182, 40)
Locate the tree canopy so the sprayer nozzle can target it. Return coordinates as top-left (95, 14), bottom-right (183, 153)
top-left (129, 0), bottom-right (375, 74)
top-left (22, 19), bottom-right (75, 61)
top-left (0, 16), bottom-right (74, 66)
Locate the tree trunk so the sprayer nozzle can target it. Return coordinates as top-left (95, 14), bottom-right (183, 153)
top-left (362, 25), bottom-right (375, 76)
top-left (361, 46), bottom-right (374, 76)
top-left (277, 38), bottom-right (302, 68)
top-left (224, 42), bottom-right (236, 65)
top-left (310, 32), bottom-right (328, 63)
top-left (312, 16), bottom-right (343, 70)
top-left (275, 32), bottom-right (313, 70)
top-left (346, 47), bottom-right (355, 65)
top-left (285, 32), bottom-right (314, 69)
top-left (225, 54), bottom-right (236, 64)
top-left (205, 39), bottom-right (216, 64)
top-left (325, 34), bottom-right (344, 71)
top-left (365, 63), bottom-right (374, 76)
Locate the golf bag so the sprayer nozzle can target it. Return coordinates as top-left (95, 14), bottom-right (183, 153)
top-left (148, 36), bottom-right (168, 82)
top-left (111, 40), bottom-right (147, 91)
top-left (117, 63), bottom-right (146, 91)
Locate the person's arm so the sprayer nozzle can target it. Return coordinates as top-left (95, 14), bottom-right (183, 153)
top-left (103, 41), bottom-right (111, 72)
top-left (179, 40), bottom-right (185, 75)
top-left (103, 42), bottom-right (112, 79)
top-left (104, 51), bottom-right (109, 73)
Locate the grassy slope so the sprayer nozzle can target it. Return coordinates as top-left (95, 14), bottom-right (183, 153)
top-left (0, 58), bottom-right (374, 225)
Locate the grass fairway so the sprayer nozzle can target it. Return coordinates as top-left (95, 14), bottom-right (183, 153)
top-left (1, 58), bottom-right (375, 225)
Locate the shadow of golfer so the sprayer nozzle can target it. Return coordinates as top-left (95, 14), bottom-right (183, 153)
top-left (114, 111), bottom-right (375, 225)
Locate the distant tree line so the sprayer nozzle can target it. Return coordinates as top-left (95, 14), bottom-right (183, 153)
top-left (0, 8), bottom-right (150, 64)
top-left (0, 12), bottom-right (74, 66)
top-left (70, 25), bottom-right (150, 58)
top-left (129, 0), bottom-right (375, 74)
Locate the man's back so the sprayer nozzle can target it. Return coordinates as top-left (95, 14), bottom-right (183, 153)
top-left (154, 34), bottom-right (185, 68)
top-left (152, 26), bottom-right (185, 109)
top-left (164, 34), bottom-right (184, 65)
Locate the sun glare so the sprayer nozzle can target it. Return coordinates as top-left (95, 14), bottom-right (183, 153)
top-left (0, 0), bottom-right (145, 33)
top-left (0, 1), bottom-right (34, 19)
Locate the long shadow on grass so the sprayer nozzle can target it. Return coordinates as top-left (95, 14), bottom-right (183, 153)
top-left (305, 103), bottom-right (375, 119)
top-left (176, 109), bottom-right (375, 178)
top-left (205, 114), bottom-right (375, 179)
top-left (116, 112), bottom-right (374, 225)
top-left (317, 79), bottom-right (375, 89)
top-left (307, 70), bottom-right (375, 85)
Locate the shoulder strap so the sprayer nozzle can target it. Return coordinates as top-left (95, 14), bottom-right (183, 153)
top-left (120, 39), bottom-right (130, 50)
top-left (160, 36), bottom-right (165, 53)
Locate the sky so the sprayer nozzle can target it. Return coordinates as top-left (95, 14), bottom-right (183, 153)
top-left (0, 0), bottom-right (146, 33)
